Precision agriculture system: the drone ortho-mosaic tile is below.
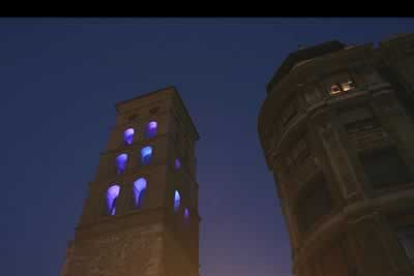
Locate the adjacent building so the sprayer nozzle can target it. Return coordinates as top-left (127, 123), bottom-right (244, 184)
top-left (258, 34), bottom-right (414, 276)
top-left (60, 87), bottom-right (201, 276)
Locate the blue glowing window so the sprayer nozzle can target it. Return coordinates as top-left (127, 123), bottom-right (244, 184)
top-left (175, 158), bottom-right (181, 170)
top-left (116, 153), bottom-right (128, 173)
top-left (184, 208), bottom-right (190, 220)
top-left (106, 185), bottom-right (120, 216)
top-left (133, 178), bottom-right (147, 209)
top-left (124, 128), bottom-right (135, 145)
top-left (141, 146), bottom-right (152, 165)
top-left (174, 190), bottom-right (181, 212)
top-left (146, 121), bottom-right (157, 139)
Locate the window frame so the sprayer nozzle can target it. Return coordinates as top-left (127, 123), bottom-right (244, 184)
top-left (329, 79), bottom-right (356, 95)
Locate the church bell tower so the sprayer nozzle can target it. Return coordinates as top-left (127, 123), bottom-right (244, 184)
top-left (60, 86), bottom-right (200, 276)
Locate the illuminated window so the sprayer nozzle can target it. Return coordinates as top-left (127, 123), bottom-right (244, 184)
top-left (106, 185), bottom-right (120, 216)
top-left (330, 84), bottom-right (342, 95)
top-left (341, 80), bottom-right (355, 91)
top-left (175, 158), bottom-right (181, 170)
top-left (146, 121), bottom-right (157, 139)
top-left (174, 190), bottom-right (181, 212)
top-left (397, 226), bottom-right (414, 263)
top-left (133, 178), bottom-right (147, 209)
top-left (184, 208), bottom-right (190, 220)
top-left (329, 80), bottom-right (355, 95)
top-left (116, 153), bottom-right (128, 173)
top-left (123, 128), bottom-right (135, 145)
top-left (141, 146), bottom-right (152, 165)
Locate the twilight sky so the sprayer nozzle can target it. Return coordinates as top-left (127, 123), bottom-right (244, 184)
top-left (1, 18), bottom-right (414, 276)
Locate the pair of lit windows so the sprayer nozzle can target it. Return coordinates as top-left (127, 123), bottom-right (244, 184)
top-left (115, 146), bottom-right (153, 173)
top-left (106, 178), bottom-right (148, 215)
top-left (174, 190), bottom-right (190, 221)
top-left (123, 121), bottom-right (158, 145)
top-left (330, 80), bottom-right (355, 95)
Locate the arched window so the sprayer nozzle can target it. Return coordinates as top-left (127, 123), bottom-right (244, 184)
top-left (116, 153), bottom-right (128, 173)
top-left (106, 185), bottom-right (120, 216)
top-left (133, 178), bottom-right (147, 209)
top-left (184, 208), bottom-right (190, 220)
top-left (174, 190), bottom-right (181, 212)
top-left (145, 121), bottom-right (157, 139)
top-left (123, 128), bottom-right (135, 145)
top-left (141, 146), bottom-right (152, 165)
top-left (175, 158), bottom-right (181, 170)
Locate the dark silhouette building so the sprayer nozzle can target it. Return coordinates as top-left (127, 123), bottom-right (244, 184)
top-left (60, 87), bottom-right (201, 276)
top-left (258, 34), bottom-right (414, 276)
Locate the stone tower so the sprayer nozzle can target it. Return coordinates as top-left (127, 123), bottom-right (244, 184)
top-left (258, 34), bottom-right (414, 276)
top-left (60, 86), bottom-right (200, 276)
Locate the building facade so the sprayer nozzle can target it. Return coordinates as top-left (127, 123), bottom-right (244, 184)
top-left (258, 34), bottom-right (414, 276)
top-left (60, 87), bottom-right (200, 276)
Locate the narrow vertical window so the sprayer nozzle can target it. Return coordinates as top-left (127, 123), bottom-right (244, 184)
top-left (146, 121), bottom-right (157, 139)
top-left (184, 208), bottom-right (190, 220)
top-left (141, 146), bottom-right (152, 165)
top-left (106, 185), bottom-right (120, 216)
top-left (133, 178), bottom-right (147, 209)
top-left (174, 190), bottom-right (181, 212)
top-left (116, 153), bottom-right (128, 173)
top-left (124, 128), bottom-right (135, 145)
top-left (175, 158), bottom-right (181, 170)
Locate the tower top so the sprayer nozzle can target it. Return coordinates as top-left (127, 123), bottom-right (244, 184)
top-left (116, 85), bottom-right (200, 141)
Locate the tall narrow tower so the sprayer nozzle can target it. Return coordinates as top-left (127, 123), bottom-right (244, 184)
top-left (60, 87), bottom-right (200, 276)
top-left (258, 34), bottom-right (414, 276)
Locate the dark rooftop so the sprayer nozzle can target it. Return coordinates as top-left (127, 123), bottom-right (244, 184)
top-left (266, 40), bottom-right (346, 93)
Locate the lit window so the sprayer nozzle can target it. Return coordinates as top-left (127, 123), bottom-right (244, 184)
top-left (330, 84), bottom-right (342, 95)
top-left (133, 178), bottom-right (147, 209)
top-left (330, 80), bottom-right (356, 95)
top-left (141, 146), bottom-right (152, 165)
top-left (340, 80), bottom-right (355, 91)
top-left (174, 190), bottom-right (181, 212)
top-left (106, 185), bottom-right (120, 216)
top-left (146, 121), bottom-right (157, 139)
top-left (124, 128), bottom-right (135, 145)
top-left (397, 226), bottom-right (414, 263)
top-left (175, 158), bottom-right (181, 170)
top-left (116, 153), bottom-right (128, 173)
top-left (184, 208), bottom-right (190, 220)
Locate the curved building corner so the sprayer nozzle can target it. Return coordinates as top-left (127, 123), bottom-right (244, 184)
top-left (258, 33), bottom-right (414, 276)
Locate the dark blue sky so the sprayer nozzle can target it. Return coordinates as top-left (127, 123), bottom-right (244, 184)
top-left (2, 18), bottom-right (414, 276)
